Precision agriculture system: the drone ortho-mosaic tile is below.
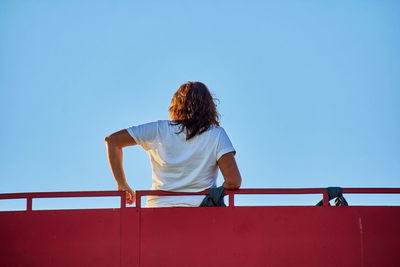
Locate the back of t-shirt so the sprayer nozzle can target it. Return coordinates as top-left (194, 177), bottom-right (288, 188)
top-left (126, 120), bottom-right (235, 207)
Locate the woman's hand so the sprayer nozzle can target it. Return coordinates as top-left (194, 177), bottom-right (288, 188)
top-left (118, 183), bottom-right (136, 205)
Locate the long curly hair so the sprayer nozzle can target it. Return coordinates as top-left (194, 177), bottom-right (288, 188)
top-left (169, 81), bottom-right (220, 140)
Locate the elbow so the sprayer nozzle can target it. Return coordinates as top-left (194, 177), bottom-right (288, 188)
top-left (105, 135), bottom-right (113, 145)
top-left (105, 135), bottom-right (117, 147)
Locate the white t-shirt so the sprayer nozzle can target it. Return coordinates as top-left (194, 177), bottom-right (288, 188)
top-left (126, 120), bottom-right (235, 207)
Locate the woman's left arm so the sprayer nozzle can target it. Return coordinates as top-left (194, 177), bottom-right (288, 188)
top-left (105, 129), bottom-right (137, 204)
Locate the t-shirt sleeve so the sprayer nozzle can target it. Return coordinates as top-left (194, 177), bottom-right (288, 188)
top-left (216, 127), bottom-right (236, 161)
top-left (126, 121), bottom-right (159, 151)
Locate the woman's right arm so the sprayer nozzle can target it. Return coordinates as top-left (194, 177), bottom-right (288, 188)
top-left (218, 152), bottom-right (242, 190)
top-left (105, 129), bottom-right (137, 204)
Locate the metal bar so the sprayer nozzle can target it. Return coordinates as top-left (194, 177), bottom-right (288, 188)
top-left (138, 188), bottom-right (326, 196)
top-left (0, 191), bottom-right (124, 200)
top-left (136, 190), bottom-right (210, 197)
top-left (226, 188), bottom-right (326, 194)
top-left (136, 192), bottom-right (142, 208)
top-left (342, 188), bottom-right (400, 194)
top-left (1, 188), bottom-right (399, 207)
top-left (120, 191), bottom-right (126, 209)
top-left (26, 197), bottom-right (32, 211)
top-left (228, 193), bottom-right (234, 207)
top-left (322, 190), bottom-right (329, 207)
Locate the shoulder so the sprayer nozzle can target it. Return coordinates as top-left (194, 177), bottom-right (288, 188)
top-left (132, 120), bottom-right (169, 129)
top-left (126, 120), bottom-right (169, 138)
top-left (208, 125), bottom-right (227, 135)
top-left (157, 120), bottom-right (172, 127)
top-left (155, 120), bottom-right (185, 137)
top-left (208, 125), bottom-right (233, 145)
top-left (156, 120), bottom-right (177, 131)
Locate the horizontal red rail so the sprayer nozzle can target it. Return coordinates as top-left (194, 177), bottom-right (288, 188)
top-left (0, 191), bottom-right (126, 199)
top-left (0, 191), bottom-right (127, 211)
top-left (135, 188), bottom-right (400, 208)
top-left (342, 188), bottom-right (400, 194)
top-left (1, 188), bottom-right (399, 210)
top-left (135, 188), bottom-right (331, 208)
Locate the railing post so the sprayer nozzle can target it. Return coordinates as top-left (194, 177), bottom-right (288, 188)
top-left (322, 190), bottom-right (329, 207)
top-left (228, 192), bottom-right (234, 208)
top-left (26, 197), bottom-right (32, 211)
top-left (136, 192), bottom-right (141, 208)
top-left (120, 192), bottom-right (126, 209)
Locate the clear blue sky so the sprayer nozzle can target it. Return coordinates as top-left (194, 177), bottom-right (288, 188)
top-left (1, 0), bottom-right (399, 209)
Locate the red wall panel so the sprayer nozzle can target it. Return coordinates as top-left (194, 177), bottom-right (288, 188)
top-left (139, 206), bottom-right (365, 267)
top-left (0, 208), bottom-right (140, 267)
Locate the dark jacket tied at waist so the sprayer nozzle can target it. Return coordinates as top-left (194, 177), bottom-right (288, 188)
top-left (200, 187), bottom-right (226, 207)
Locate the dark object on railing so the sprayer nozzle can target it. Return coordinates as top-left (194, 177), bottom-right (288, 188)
top-left (200, 187), bottom-right (226, 207)
top-left (316, 187), bottom-right (348, 206)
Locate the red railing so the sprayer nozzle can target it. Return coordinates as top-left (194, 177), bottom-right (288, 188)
top-left (1, 187), bottom-right (400, 210)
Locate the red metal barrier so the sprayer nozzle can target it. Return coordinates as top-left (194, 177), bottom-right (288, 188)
top-left (1, 188), bottom-right (400, 267)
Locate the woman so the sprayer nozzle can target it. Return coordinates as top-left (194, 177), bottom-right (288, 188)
top-left (105, 81), bottom-right (241, 207)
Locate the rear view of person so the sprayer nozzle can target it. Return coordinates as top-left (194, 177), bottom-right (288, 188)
top-left (105, 81), bottom-right (241, 207)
